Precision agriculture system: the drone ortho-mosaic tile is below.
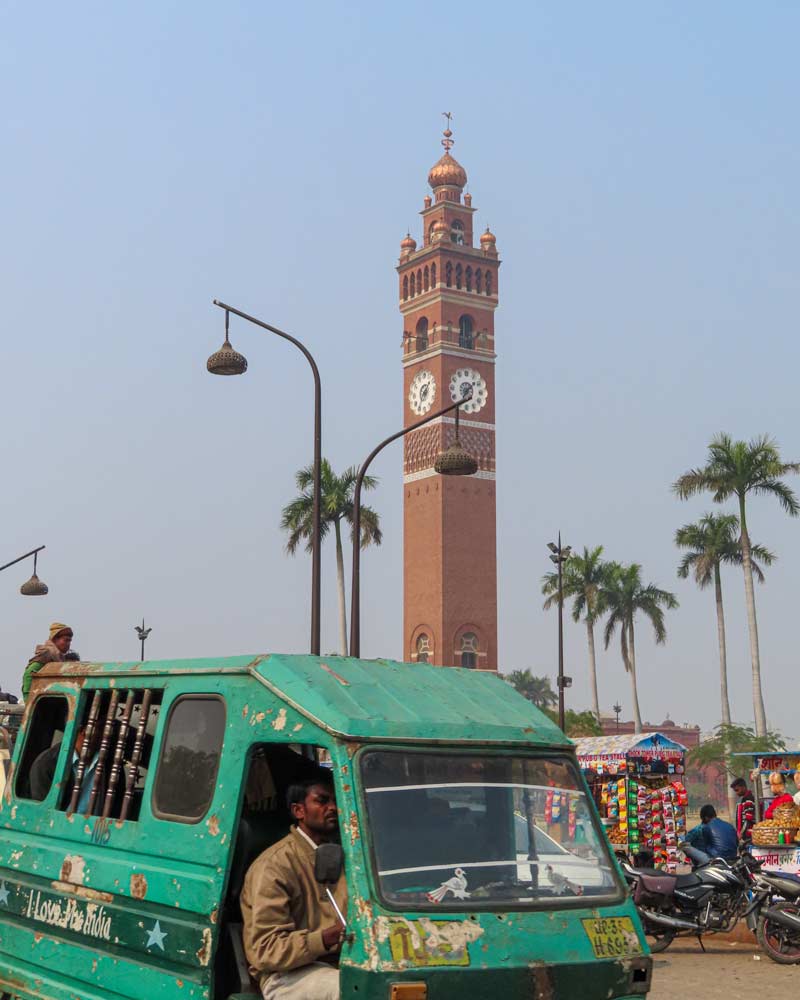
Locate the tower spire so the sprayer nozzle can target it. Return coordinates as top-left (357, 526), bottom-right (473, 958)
top-left (441, 111), bottom-right (454, 152)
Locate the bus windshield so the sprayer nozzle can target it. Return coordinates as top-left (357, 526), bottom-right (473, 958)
top-left (360, 750), bottom-right (622, 910)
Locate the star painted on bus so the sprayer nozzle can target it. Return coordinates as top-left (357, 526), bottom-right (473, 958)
top-left (145, 920), bottom-right (167, 951)
top-left (0, 881), bottom-right (9, 905)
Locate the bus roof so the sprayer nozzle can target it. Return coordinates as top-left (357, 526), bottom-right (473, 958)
top-left (38, 652), bottom-right (569, 746)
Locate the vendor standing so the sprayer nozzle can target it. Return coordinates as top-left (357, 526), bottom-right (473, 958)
top-left (764, 771), bottom-right (794, 819)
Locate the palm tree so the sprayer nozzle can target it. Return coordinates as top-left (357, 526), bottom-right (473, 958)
top-left (542, 545), bottom-right (608, 723)
top-left (281, 460), bottom-right (382, 656)
top-left (673, 435), bottom-right (799, 736)
top-left (602, 563), bottom-right (678, 734)
top-left (505, 670), bottom-right (557, 710)
top-left (676, 513), bottom-right (774, 815)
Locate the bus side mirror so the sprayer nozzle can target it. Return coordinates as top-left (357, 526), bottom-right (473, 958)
top-left (315, 843), bottom-right (344, 885)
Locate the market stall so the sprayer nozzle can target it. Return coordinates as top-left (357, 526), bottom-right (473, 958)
top-left (575, 732), bottom-right (689, 870)
top-left (733, 751), bottom-right (800, 874)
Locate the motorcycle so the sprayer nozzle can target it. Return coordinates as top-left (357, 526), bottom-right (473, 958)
top-left (747, 866), bottom-right (800, 965)
top-left (621, 845), bottom-right (762, 953)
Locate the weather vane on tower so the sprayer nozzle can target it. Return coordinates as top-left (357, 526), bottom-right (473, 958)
top-left (441, 111), bottom-right (454, 152)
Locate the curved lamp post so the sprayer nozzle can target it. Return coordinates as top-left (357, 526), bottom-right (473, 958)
top-left (206, 299), bottom-right (322, 655)
top-left (1, 546), bottom-right (49, 596)
top-left (349, 393), bottom-right (477, 659)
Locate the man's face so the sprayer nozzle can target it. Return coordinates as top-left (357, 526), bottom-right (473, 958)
top-left (734, 784), bottom-right (745, 799)
top-left (53, 632), bottom-right (73, 655)
top-left (294, 783), bottom-right (338, 837)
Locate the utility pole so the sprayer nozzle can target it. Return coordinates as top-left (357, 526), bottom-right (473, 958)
top-left (547, 534), bottom-right (572, 732)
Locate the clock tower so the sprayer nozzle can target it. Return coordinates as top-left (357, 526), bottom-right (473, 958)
top-left (399, 123), bottom-right (499, 671)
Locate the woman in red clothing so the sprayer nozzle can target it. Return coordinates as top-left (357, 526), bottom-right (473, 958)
top-left (764, 771), bottom-right (795, 819)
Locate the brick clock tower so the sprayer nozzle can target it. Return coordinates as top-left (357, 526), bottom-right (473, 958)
top-left (399, 122), bottom-right (499, 671)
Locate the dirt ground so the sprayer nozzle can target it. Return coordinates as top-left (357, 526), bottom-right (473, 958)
top-left (648, 939), bottom-right (798, 998)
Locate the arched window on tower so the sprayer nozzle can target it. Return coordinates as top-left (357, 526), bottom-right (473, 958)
top-left (423, 266), bottom-right (429, 292)
top-left (485, 270), bottom-right (493, 296)
top-left (416, 634), bottom-right (431, 664)
top-left (451, 220), bottom-right (465, 245)
top-left (460, 632), bottom-right (478, 669)
top-left (465, 266), bottom-right (473, 292)
top-left (445, 262), bottom-right (452, 288)
top-left (403, 275), bottom-right (409, 301)
top-left (410, 272), bottom-right (416, 297)
top-left (428, 222), bottom-right (436, 244)
top-left (476, 268), bottom-right (482, 294)
top-left (416, 269), bottom-right (422, 294)
top-left (431, 262), bottom-right (437, 288)
top-left (415, 317), bottom-right (428, 352)
top-left (455, 264), bottom-right (462, 290)
top-left (459, 315), bottom-right (474, 350)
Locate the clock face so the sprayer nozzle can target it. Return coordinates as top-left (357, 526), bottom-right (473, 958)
top-left (450, 367), bottom-right (488, 414)
top-left (409, 369), bottom-right (437, 415)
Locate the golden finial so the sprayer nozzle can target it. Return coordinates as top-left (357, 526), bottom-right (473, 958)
top-left (441, 111), bottom-right (454, 152)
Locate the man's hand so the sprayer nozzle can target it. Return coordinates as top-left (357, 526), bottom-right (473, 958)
top-left (321, 923), bottom-right (344, 952)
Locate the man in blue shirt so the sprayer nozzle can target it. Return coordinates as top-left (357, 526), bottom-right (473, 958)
top-left (685, 804), bottom-right (738, 862)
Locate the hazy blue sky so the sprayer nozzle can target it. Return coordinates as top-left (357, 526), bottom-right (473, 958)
top-left (2, 2), bottom-right (798, 738)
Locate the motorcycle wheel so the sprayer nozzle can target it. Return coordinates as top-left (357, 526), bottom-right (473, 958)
top-left (757, 904), bottom-right (800, 965)
top-left (642, 920), bottom-right (676, 954)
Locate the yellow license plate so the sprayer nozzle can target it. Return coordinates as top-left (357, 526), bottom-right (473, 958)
top-left (581, 916), bottom-right (641, 958)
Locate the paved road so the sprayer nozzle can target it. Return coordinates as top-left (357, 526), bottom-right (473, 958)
top-left (649, 940), bottom-right (798, 998)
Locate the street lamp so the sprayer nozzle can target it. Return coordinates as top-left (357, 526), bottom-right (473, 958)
top-left (548, 533), bottom-right (571, 732)
top-left (1, 546), bottom-right (49, 596)
top-left (134, 619), bottom-right (152, 662)
top-left (349, 392), bottom-right (477, 659)
top-left (206, 299), bottom-right (322, 655)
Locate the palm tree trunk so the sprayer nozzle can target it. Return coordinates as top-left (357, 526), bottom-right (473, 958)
top-left (739, 496), bottom-right (767, 736)
top-left (333, 519), bottom-right (348, 656)
top-left (586, 620), bottom-right (601, 722)
top-left (628, 619), bottom-right (643, 734)
top-left (714, 563), bottom-right (737, 820)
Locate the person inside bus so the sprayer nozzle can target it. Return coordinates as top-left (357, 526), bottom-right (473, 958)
top-left (241, 772), bottom-right (347, 1000)
top-left (29, 722), bottom-right (126, 814)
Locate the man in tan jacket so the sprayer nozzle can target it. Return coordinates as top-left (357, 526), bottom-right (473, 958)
top-left (241, 774), bottom-right (348, 999)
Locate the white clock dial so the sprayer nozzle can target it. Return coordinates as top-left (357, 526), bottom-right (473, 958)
top-left (409, 369), bottom-right (437, 415)
top-left (450, 367), bottom-right (488, 414)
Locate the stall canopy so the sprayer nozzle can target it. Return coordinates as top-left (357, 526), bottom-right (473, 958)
top-left (574, 732), bottom-right (687, 771)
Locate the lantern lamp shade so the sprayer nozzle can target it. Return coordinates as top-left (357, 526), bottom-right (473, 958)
top-left (207, 340), bottom-right (248, 376)
top-left (20, 573), bottom-right (48, 596)
top-left (434, 441), bottom-right (478, 477)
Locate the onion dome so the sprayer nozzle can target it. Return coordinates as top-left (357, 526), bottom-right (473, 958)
top-left (400, 233), bottom-right (417, 254)
top-left (480, 226), bottom-right (497, 248)
top-left (428, 152), bottom-right (468, 190)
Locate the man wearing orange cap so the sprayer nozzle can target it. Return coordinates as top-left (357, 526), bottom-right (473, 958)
top-left (22, 623), bottom-right (75, 700)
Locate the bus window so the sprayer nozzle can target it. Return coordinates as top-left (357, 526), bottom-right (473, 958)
top-left (152, 695), bottom-right (226, 823)
top-left (58, 688), bottom-right (163, 821)
top-left (15, 695), bottom-right (69, 801)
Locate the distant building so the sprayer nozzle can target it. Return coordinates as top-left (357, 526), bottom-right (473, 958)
top-left (599, 714), bottom-right (701, 748)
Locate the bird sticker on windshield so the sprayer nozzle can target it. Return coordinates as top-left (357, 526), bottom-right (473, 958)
top-left (545, 864), bottom-right (584, 896)
top-left (427, 868), bottom-right (470, 903)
